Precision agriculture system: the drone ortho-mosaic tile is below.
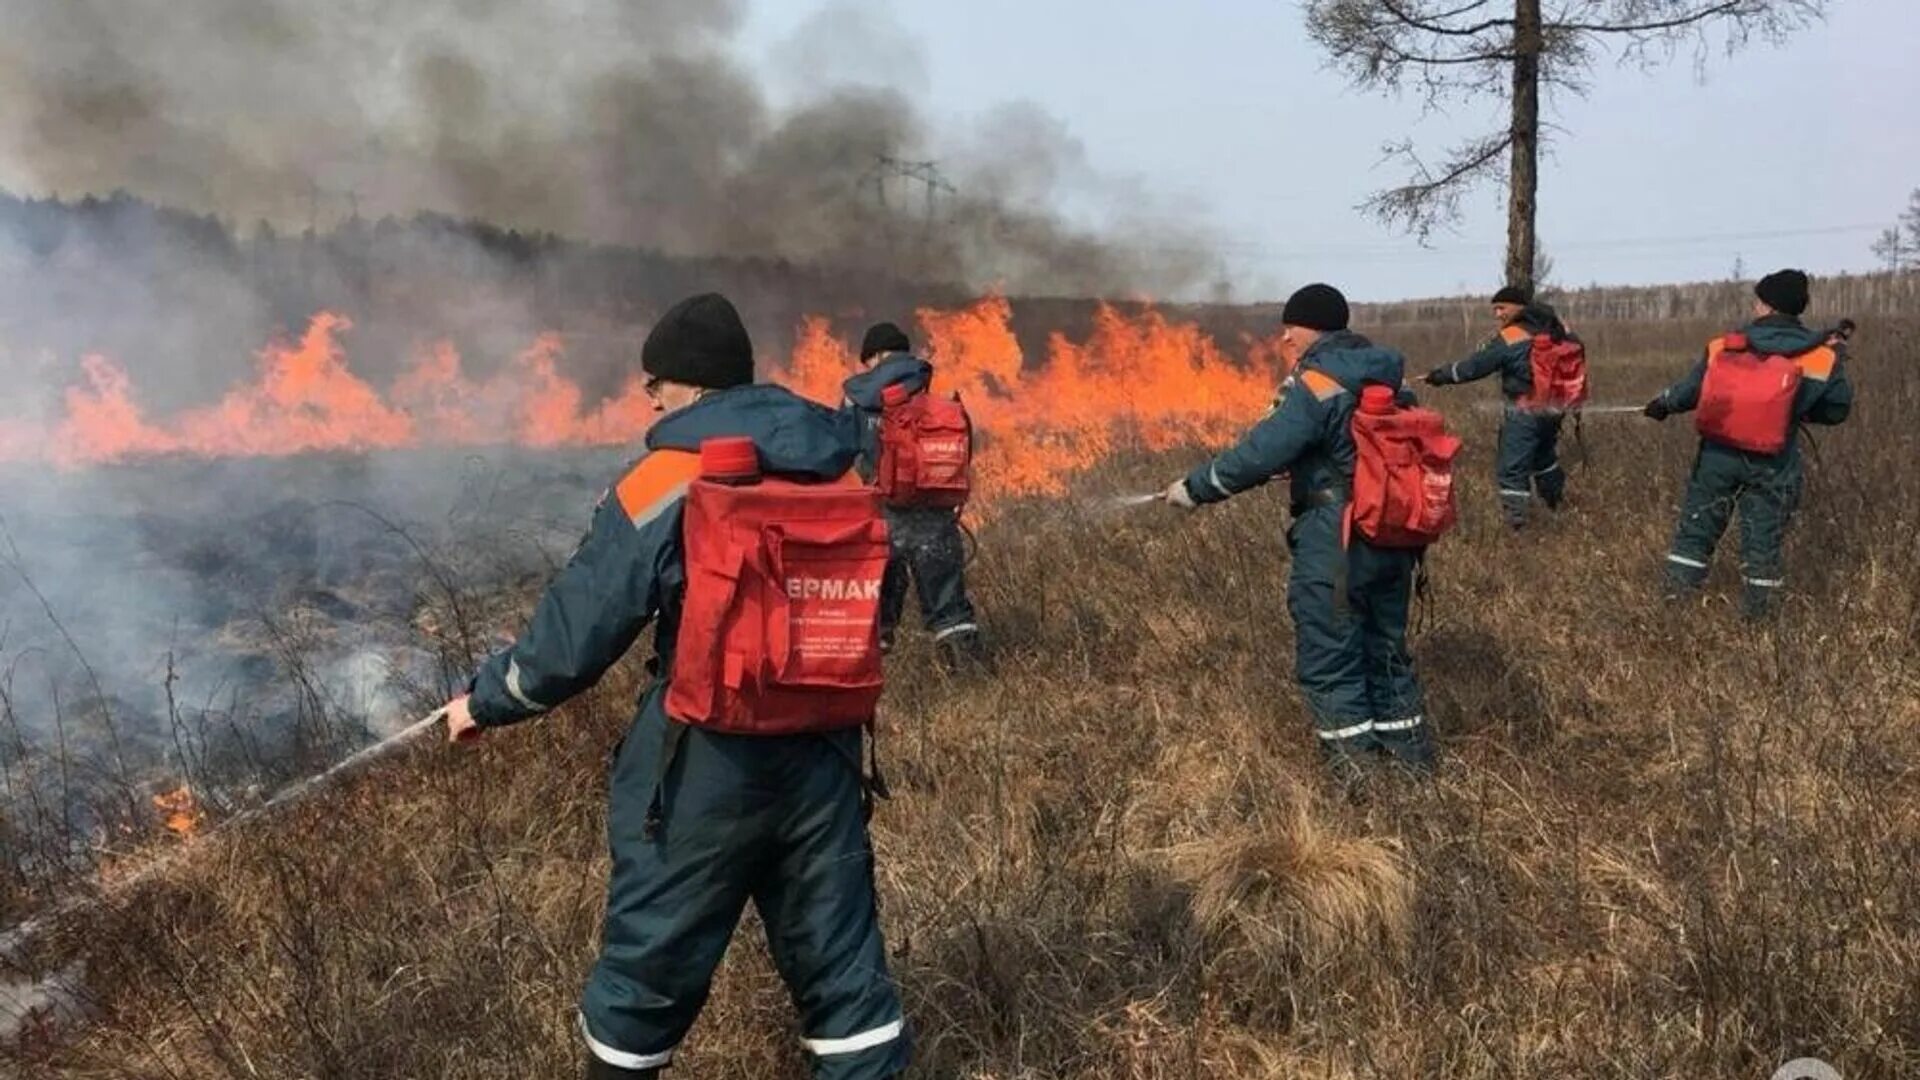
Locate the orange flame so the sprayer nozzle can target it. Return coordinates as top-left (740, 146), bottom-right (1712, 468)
top-left (55, 354), bottom-right (181, 465)
top-left (176, 313), bottom-right (415, 456)
top-left (152, 786), bottom-right (204, 838)
top-left (0, 300), bottom-right (1286, 506)
top-left (785, 316), bottom-right (855, 407)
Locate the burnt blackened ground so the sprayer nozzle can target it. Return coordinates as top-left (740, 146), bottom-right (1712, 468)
top-left (0, 447), bottom-right (632, 912)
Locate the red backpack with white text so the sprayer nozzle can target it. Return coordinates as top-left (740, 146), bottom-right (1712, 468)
top-left (876, 382), bottom-right (973, 509)
top-left (667, 437), bottom-right (891, 735)
top-left (1347, 384), bottom-right (1461, 549)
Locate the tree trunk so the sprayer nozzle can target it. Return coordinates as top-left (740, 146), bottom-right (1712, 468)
top-left (1505, 0), bottom-right (1542, 292)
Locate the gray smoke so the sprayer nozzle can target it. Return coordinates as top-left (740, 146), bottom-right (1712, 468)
top-left (0, 0), bottom-right (1213, 296)
top-left (0, 0), bottom-right (1218, 877)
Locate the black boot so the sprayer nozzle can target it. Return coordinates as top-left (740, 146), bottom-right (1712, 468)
top-left (1375, 729), bottom-right (1437, 778)
top-left (936, 627), bottom-right (990, 674)
top-left (1661, 573), bottom-right (1701, 605)
top-left (1739, 584), bottom-right (1781, 621)
top-left (1321, 742), bottom-right (1374, 802)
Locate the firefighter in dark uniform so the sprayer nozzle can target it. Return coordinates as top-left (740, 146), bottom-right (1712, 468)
top-left (1161, 284), bottom-right (1436, 779)
top-left (841, 322), bottom-right (982, 666)
top-left (439, 294), bottom-right (910, 1080)
top-left (1422, 286), bottom-right (1573, 528)
top-left (1643, 269), bottom-right (1853, 618)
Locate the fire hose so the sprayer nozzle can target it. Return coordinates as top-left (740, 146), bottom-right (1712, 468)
top-left (0, 708), bottom-right (450, 960)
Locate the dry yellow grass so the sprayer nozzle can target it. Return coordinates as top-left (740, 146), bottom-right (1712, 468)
top-left (5, 314), bottom-right (1917, 1079)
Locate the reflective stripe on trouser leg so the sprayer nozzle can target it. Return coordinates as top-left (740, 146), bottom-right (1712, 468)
top-left (1735, 457), bottom-right (1799, 600)
top-left (1351, 539), bottom-right (1432, 769)
top-left (1497, 409), bottom-right (1540, 524)
top-left (1667, 451), bottom-right (1739, 586)
top-left (1499, 488), bottom-right (1534, 529)
top-left (580, 1014), bottom-right (674, 1072)
top-left (753, 734), bottom-right (910, 1080)
top-left (1373, 716), bottom-right (1423, 733)
top-left (804, 1019), bottom-right (906, 1057)
top-left (1352, 539), bottom-right (1424, 724)
top-left (583, 692), bottom-right (756, 1065)
top-left (1740, 577), bottom-right (1784, 618)
top-left (1371, 714), bottom-right (1434, 770)
top-left (1665, 552), bottom-right (1709, 588)
top-left (1530, 414), bottom-right (1566, 508)
top-left (1318, 719), bottom-right (1375, 742)
top-left (1287, 510), bottom-right (1376, 749)
top-left (1735, 459), bottom-right (1796, 620)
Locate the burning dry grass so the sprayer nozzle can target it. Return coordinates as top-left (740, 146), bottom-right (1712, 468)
top-left (5, 316), bottom-right (1919, 1077)
top-left (1, 295), bottom-right (1280, 513)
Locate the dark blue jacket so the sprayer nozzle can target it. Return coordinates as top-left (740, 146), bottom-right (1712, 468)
top-left (468, 385), bottom-right (862, 726)
top-left (1653, 315), bottom-right (1853, 458)
top-left (1182, 330), bottom-right (1411, 510)
top-left (840, 352), bottom-right (933, 481)
top-left (1428, 303), bottom-right (1569, 400)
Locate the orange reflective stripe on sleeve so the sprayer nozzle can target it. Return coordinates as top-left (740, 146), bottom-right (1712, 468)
top-left (1794, 345), bottom-right (1837, 380)
top-left (1299, 369), bottom-right (1346, 401)
top-left (1500, 325), bottom-right (1530, 345)
top-left (614, 449), bottom-right (704, 530)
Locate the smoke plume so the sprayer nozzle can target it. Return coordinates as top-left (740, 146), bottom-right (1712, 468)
top-left (0, 0), bottom-right (1212, 296)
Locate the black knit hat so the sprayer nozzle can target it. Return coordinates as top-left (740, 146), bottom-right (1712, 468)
top-left (859, 321), bottom-right (912, 361)
top-left (1280, 283), bottom-right (1350, 332)
top-left (1754, 269), bottom-right (1810, 316)
top-left (1491, 285), bottom-right (1531, 306)
top-left (641, 293), bottom-right (754, 389)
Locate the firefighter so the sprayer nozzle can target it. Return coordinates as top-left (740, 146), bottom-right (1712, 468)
top-left (439, 294), bottom-right (910, 1080)
top-left (1161, 284), bottom-right (1435, 779)
top-left (841, 321), bottom-right (983, 667)
top-left (1422, 286), bottom-right (1577, 528)
top-left (1643, 269), bottom-right (1853, 618)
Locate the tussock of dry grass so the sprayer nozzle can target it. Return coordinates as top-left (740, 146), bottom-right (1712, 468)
top-left (6, 316), bottom-right (1918, 1078)
top-left (1174, 798), bottom-right (1414, 979)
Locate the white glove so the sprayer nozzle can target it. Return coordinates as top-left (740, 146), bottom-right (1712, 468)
top-left (1162, 478), bottom-right (1197, 510)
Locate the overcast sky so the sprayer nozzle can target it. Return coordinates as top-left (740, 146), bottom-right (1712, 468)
top-left (742, 0), bottom-right (1917, 301)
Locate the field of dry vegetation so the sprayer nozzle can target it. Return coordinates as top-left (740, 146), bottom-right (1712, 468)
top-left (6, 313), bottom-right (1918, 1078)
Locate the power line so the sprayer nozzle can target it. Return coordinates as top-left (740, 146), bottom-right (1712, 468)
top-left (858, 154), bottom-right (956, 278)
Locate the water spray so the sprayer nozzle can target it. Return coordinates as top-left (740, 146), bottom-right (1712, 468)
top-left (1470, 402), bottom-right (1647, 417)
top-left (1100, 492), bottom-right (1165, 511)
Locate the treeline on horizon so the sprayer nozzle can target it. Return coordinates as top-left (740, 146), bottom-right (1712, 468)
top-left (2, 188), bottom-right (1916, 411)
top-left (0, 188), bottom-right (963, 394)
